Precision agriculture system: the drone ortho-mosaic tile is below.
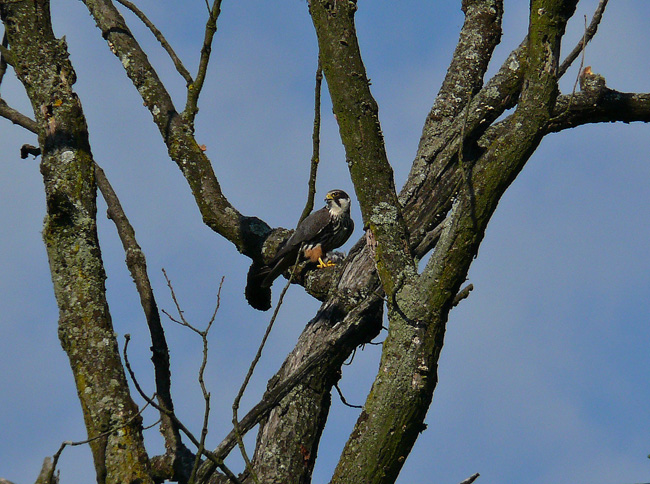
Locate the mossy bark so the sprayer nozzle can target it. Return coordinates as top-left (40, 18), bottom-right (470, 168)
top-left (0, 1), bottom-right (152, 483)
top-left (309, 1), bottom-right (577, 483)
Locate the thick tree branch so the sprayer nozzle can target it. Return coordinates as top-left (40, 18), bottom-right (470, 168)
top-left (414, 0), bottom-right (504, 173)
top-left (329, 2), bottom-right (579, 483)
top-left (400, 39), bottom-right (527, 251)
top-left (0, 1), bottom-right (153, 481)
top-left (548, 87), bottom-right (650, 133)
top-left (310, 0), bottom-right (413, 297)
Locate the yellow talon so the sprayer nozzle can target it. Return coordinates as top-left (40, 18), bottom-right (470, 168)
top-left (317, 257), bottom-right (336, 268)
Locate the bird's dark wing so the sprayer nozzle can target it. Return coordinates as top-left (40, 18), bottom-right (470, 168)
top-left (271, 206), bottom-right (331, 262)
top-left (259, 206), bottom-right (331, 287)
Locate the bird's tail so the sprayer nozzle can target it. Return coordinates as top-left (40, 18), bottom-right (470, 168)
top-left (245, 262), bottom-right (273, 311)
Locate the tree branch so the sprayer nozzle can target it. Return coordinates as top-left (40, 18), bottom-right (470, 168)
top-left (299, 57), bottom-right (323, 223)
top-left (0, 98), bottom-right (39, 132)
top-left (310, 0), bottom-right (413, 297)
top-left (183, 0), bottom-right (222, 126)
top-left (0, 2), bottom-right (154, 480)
top-left (558, 0), bottom-right (609, 78)
top-left (0, 32), bottom-right (8, 87)
top-left (330, 2), bottom-right (579, 482)
top-left (122, 334), bottom-right (240, 484)
top-left (82, 0), bottom-right (270, 258)
top-left (114, 0), bottom-right (193, 85)
top-left (548, 85), bottom-right (650, 133)
top-left (414, 0), bottom-right (504, 171)
top-left (459, 473), bottom-right (480, 484)
top-left (94, 164), bottom-right (193, 481)
top-left (232, 268), bottom-right (298, 484)
top-left (197, 284), bottom-right (384, 482)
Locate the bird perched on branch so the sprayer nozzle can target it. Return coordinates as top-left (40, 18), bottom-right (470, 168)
top-left (245, 189), bottom-right (354, 311)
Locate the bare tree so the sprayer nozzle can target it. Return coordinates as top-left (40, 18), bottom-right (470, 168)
top-left (1, 0), bottom-right (648, 483)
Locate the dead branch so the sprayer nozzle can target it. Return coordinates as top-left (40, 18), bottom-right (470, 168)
top-left (452, 284), bottom-right (474, 308)
top-left (334, 382), bottom-right (362, 409)
top-left (232, 253), bottom-right (301, 482)
top-left (160, 270), bottom-right (224, 481)
top-left (95, 164), bottom-right (190, 475)
top-left (196, 292), bottom-right (383, 482)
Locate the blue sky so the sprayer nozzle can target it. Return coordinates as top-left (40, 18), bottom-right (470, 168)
top-left (1, 1), bottom-right (649, 483)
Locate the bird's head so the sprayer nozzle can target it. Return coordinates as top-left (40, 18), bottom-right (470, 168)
top-left (325, 189), bottom-right (351, 216)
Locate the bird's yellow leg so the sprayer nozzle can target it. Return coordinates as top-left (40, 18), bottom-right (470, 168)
top-left (317, 257), bottom-right (336, 268)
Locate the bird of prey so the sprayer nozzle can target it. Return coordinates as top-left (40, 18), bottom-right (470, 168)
top-left (245, 189), bottom-right (354, 311)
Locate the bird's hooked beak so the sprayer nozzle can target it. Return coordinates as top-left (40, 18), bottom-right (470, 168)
top-left (325, 192), bottom-right (334, 201)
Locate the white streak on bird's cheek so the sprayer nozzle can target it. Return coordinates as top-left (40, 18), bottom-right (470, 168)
top-left (328, 200), bottom-right (346, 217)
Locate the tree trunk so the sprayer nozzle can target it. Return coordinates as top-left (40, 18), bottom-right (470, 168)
top-left (0, 1), bottom-right (152, 482)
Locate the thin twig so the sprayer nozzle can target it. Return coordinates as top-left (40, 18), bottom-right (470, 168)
top-left (334, 382), bottom-right (362, 409)
top-left (161, 268), bottom-right (203, 335)
top-left (558, 0), bottom-right (609, 78)
top-left (143, 417), bottom-right (162, 431)
top-left (114, 0), bottom-right (193, 85)
top-left (161, 270), bottom-right (225, 482)
top-left (232, 249), bottom-right (303, 483)
top-left (95, 163), bottom-right (186, 463)
top-left (569, 16), bottom-right (588, 102)
top-left (122, 334), bottom-right (241, 484)
top-left (47, 399), bottom-right (152, 484)
top-left (299, 56), bottom-right (323, 223)
top-left (184, 0), bottom-right (223, 126)
top-left (189, 276), bottom-right (224, 484)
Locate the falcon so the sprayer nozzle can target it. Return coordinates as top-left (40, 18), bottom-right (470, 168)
top-left (246, 189), bottom-right (354, 311)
